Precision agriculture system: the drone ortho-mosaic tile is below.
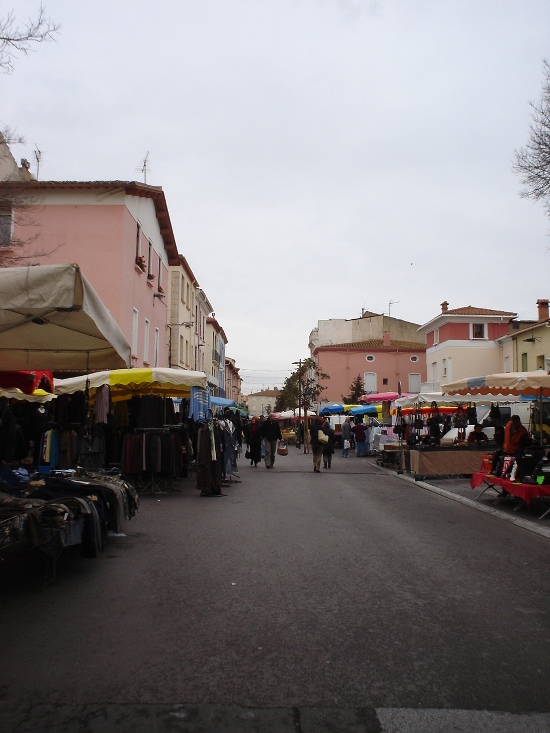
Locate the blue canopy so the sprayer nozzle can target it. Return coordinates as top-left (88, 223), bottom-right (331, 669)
top-left (319, 403), bottom-right (346, 415)
top-left (348, 405), bottom-right (378, 416)
top-left (210, 396), bottom-right (237, 408)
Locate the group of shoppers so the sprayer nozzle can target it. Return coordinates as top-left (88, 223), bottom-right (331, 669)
top-left (243, 412), bottom-right (283, 469)
top-left (243, 412), bottom-right (372, 473)
top-left (309, 416), bottom-right (371, 472)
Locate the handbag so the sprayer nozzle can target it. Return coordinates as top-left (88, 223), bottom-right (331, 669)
top-left (318, 430), bottom-right (329, 444)
top-left (277, 440), bottom-right (288, 456)
top-left (245, 450), bottom-right (251, 459)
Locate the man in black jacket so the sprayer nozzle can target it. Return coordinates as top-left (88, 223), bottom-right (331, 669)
top-left (262, 412), bottom-right (282, 469)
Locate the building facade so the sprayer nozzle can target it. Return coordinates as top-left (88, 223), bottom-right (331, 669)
top-left (247, 389), bottom-right (280, 417)
top-left (310, 312), bottom-right (426, 402)
top-left (418, 301), bottom-right (517, 390)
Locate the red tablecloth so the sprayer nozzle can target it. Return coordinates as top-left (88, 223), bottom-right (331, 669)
top-left (470, 472), bottom-right (550, 506)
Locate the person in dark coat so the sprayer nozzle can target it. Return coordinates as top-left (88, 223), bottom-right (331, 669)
top-left (309, 416), bottom-right (325, 473)
top-left (246, 416), bottom-right (263, 467)
top-left (261, 412), bottom-right (282, 469)
top-left (322, 418), bottom-right (335, 469)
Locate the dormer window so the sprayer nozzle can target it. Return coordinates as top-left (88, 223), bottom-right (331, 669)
top-left (471, 323), bottom-right (486, 340)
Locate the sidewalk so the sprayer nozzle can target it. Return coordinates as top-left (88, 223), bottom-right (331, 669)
top-left (374, 459), bottom-right (550, 540)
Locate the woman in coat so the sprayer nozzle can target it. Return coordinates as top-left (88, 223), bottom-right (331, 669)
top-left (309, 416), bottom-right (325, 473)
top-left (246, 416), bottom-right (263, 467)
top-left (322, 418), bottom-right (335, 469)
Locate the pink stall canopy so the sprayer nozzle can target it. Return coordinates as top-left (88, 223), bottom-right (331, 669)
top-left (360, 391), bottom-right (413, 403)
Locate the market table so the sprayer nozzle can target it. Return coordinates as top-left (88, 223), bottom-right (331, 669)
top-left (470, 472), bottom-right (550, 518)
top-left (408, 448), bottom-right (487, 479)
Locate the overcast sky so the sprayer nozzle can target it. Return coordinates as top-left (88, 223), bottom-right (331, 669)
top-left (3, 0), bottom-right (550, 393)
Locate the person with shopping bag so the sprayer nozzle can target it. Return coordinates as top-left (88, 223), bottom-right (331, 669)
top-left (309, 415), bottom-right (326, 473)
top-left (261, 412), bottom-right (282, 469)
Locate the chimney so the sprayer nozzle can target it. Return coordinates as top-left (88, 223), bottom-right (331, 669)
top-left (441, 301), bottom-right (449, 313)
top-left (383, 331), bottom-right (391, 347)
top-left (536, 299), bottom-right (549, 322)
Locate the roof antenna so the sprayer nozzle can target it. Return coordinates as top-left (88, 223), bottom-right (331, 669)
top-left (34, 146), bottom-right (42, 179)
top-left (138, 151), bottom-right (150, 183)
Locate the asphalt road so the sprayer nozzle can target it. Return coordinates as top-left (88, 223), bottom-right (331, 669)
top-left (1, 448), bottom-right (550, 732)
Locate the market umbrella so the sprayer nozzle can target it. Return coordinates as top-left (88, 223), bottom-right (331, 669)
top-left (54, 367), bottom-right (208, 400)
top-left (444, 370), bottom-right (550, 445)
top-left (360, 391), bottom-right (413, 403)
top-left (348, 404), bottom-right (379, 416)
top-left (0, 263), bottom-right (131, 370)
top-left (0, 370), bottom-right (54, 394)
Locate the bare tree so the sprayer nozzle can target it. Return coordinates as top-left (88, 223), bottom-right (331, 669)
top-left (514, 60), bottom-right (550, 221)
top-left (0, 3), bottom-right (60, 73)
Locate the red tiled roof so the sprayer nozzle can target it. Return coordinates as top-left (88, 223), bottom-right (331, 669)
top-left (316, 340), bottom-right (426, 351)
top-left (444, 306), bottom-right (516, 316)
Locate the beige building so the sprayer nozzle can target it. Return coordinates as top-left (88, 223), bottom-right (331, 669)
top-left (497, 299), bottom-right (550, 373)
top-left (310, 311), bottom-right (425, 352)
top-left (167, 256), bottom-right (198, 369)
top-left (247, 389), bottom-right (281, 417)
top-left (225, 357), bottom-right (242, 404)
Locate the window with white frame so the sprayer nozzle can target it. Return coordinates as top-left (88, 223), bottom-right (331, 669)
top-left (132, 308), bottom-right (139, 356)
top-left (144, 319), bottom-right (150, 363)
top-left (433, 328), bottom-right (439, 345)
top-left (504, 355), bottom-right (511, 373)
top-left (431, 362), bottom-right (438, 383)
top-left (442, 358), bottom-right (447, 377)
top-left (154, 328), bottom-right (160, 366)
top-left (364, 372), bottom-right (377, 393)
top-left (471, 322), bottom-right (486, 339)
top-left (408, 373), bottom-right (421, 393)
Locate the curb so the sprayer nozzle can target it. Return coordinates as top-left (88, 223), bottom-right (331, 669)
top-left (375, 464), bottom-right (550, 541)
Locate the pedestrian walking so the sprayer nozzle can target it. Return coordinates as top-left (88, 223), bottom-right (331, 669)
top-left (261, 412), bottom-right (282, 469)
top-left (309, 416), bottom-right (325, 472)
top-left (351, 419), bottom-right (368, 457)
top-left (322, 418), bottom-right (335, 468)
top-left (244, 415), bottom-right (263, 467)
top-left (341, 416), bottom-right (352, 457)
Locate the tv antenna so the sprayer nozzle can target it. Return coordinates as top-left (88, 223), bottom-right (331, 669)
top-left (34, 146), bottom-right (42, 179)
top-left (388, 300), bottom-right (399, 319)
top-left (138, 151), bottom-right (150, 183)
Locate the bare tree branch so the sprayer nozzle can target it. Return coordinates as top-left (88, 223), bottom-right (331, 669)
top-left (513, 59), bottom-right (550, 219)
top-left (0, 3), bottom-right (60, 73)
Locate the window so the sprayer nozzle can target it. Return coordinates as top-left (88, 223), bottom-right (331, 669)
top-left (366, 355), bottom-right (375, 362)
top-left (442, 358), bottom-right (447, 377)
top-left (536, 354), bottom-right (545, 370)
top-left (179, 334), bottom-right (184, 365)
top-left (144, 319), bottom-right (150, 363)
top-left (147, 241), bottom-right (153, 275)
top-left (431, 362), bottom-right (438, 383)
top-left (382, 378), bottom-right (388, 385)
top-left (132, 308), bottom-right (139, 356)
top-left (364, 372), bottom-right (377, 392)
top-left (181, 275), bottom-right (185, 303)
top-left (154, 328), bottom-right (160, 367)
top-left (472, 323), bottom-right (485, 339)
top-left (135, 221), bottom-right (141, 258)
top-left (408, 373), bottom-right (421, 392)
top-left (0, 208), bottom-right (13, 247)
top-left (157, 255), bottom-right (162, 290)
top-left (504, 356), bottom-right (511, 373)
top-left (410, 355), bottom-right (419, 363)
top-left (433, 328), bottom-right (439, 345)
top-left (521, 352), bottom-right (528, 371)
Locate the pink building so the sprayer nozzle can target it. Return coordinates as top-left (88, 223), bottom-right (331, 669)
top-left (313, 333), bottom-right (427, 403)
top-left (5, 180), bottom-right (180, 369)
